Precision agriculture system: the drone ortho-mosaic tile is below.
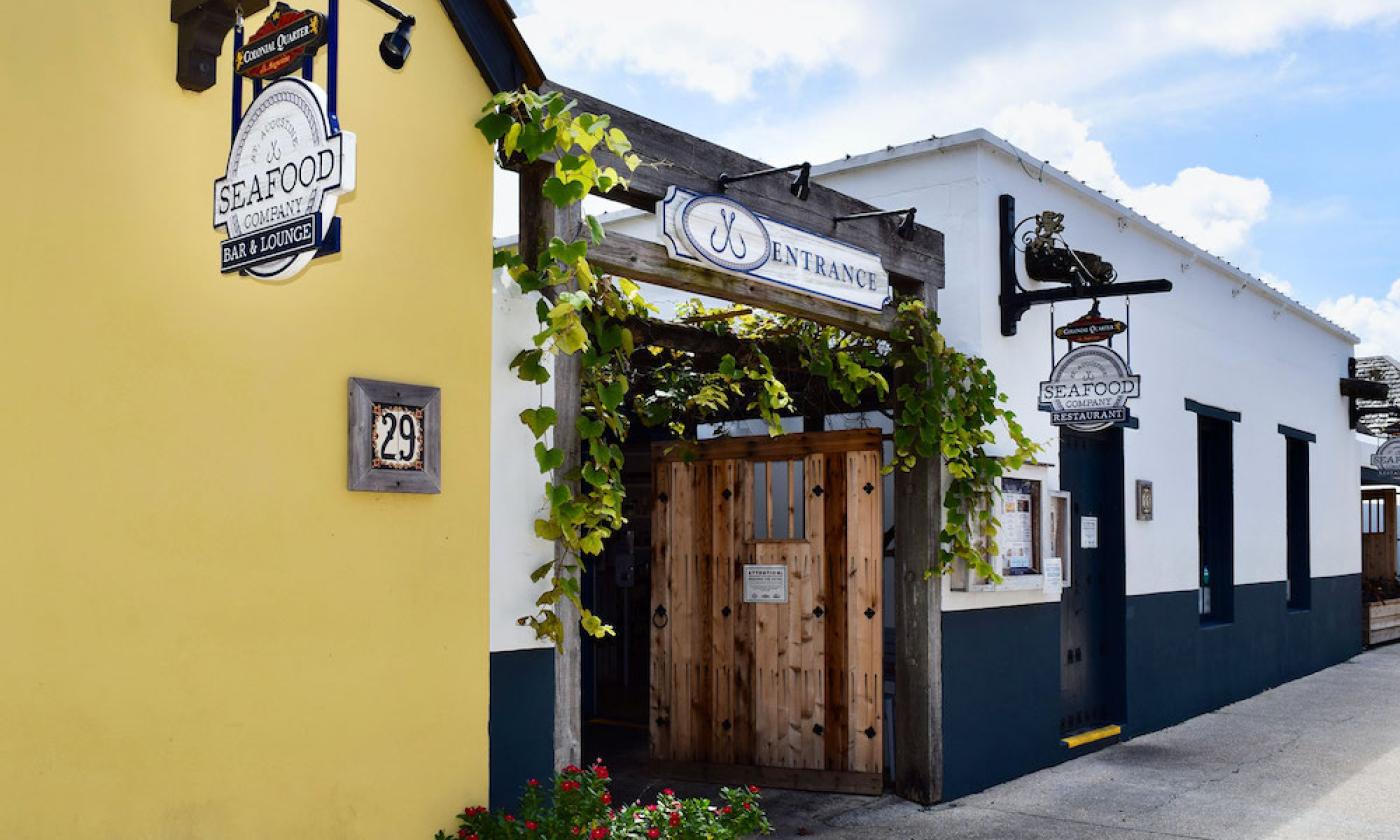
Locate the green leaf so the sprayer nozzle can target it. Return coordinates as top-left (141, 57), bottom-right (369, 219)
top-left (541, 176), bottom-right (587, 208)
top-left (534, 442), bottom-right (565, 473)
top-left (597, 377), bottom-right (628, 410)
top-left (533, 520), bottom-right (562, 542)
top-left (474, 111), bottom-right (513, 143)
top-left (520, 406), bottom-right (558, 438)
top-left (576, 416), bottom-right (606, 440)
top-left (585, 214), bottom-right (606, 243)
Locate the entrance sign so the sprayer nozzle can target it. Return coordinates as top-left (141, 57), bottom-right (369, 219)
top-left (235, 4), bottom-right (328, 80)
top-left (1374, 439), bottom-right (1400, 482)
top-left (213, 77), bottom-right (355, 281)
top-left (1039, 344), bottom-right (1141, 432)
top-left (742, 564), bottom-right (789, 604)
top-left (657, 187), bottom-right (891, 312)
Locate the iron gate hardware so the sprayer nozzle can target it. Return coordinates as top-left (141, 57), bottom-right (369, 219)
top-left (864, 607), bottom-right (876, 619)
top-left (653, 605), bottom-right (669, 628)
top-left (721, 605), bottom-right (732, 618)
top-left (863, 482), bottom-right (875, 494)
top-left (864, 727), bottom-right (877, 739)
top-left (722, 719), bottom-right (732, 731)
top-left (722, 487), bottom-right (732, 500)
top-left (813, 723), bottom-right (824, 735)
top-left (813, 606), bottom-right (825, 618)
top-left (811, 484), bottom-right (824, 497)
top-left (657, 492), bottom-right (668, 504)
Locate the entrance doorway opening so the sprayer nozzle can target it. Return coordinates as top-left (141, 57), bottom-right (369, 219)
top-left (1057, 429), bottom-right (1126, 736)
top-left (580, 423), bottom-right (890, 797)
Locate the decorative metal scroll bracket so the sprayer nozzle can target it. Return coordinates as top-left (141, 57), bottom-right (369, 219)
top-left (172, 0), bottom-right (271, 91)
top-left (999, 194), bottom-right (1173, 336)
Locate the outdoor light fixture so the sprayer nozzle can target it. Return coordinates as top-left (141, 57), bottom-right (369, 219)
top-left (362, 0), bottom-right (415, 68)
top-left (718, 162), bottom-right (812, 200)
top-left (832, 207), bottom-right (918, 241)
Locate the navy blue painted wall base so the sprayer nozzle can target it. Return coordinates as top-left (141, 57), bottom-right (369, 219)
top-left (940, 573), bottom-right (1360, 802)
top-left (941, 603), bottom-right (1063, 801)
top-left (489, 648), bottom-right (555, 810)
top-left (1125, 574), bottom-right (1360, 737)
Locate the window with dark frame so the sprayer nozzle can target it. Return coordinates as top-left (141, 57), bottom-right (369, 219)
top-left (1285, 436), bottom-right (1311, 610)
top-left (1197, 414), bottom-right (1235, 623)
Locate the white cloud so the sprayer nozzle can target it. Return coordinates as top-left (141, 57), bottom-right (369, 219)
top-left (515, 0), bottom-right (884, 103)
top-left (1317, 279), bottom-right (1400, 356)
top-left (990, 103), bottom-right (1271, 258)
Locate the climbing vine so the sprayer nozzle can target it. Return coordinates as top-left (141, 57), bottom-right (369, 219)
top-left (478, 88), bottom-right (1037, 647)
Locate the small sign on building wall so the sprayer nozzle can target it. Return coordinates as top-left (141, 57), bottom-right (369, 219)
top-left (1081, 516), bottom-right (1099, 549)
top-left (742, 564), bottom-right (789, 604)
top-left (348, 378), bottom-right (441, 493)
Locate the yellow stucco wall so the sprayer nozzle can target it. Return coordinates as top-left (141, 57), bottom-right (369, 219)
top-left (0, 4), bottom-right (494, 837)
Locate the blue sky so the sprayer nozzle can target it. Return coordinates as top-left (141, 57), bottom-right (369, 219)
top-left (506, 0), bottom-right (1400, 355)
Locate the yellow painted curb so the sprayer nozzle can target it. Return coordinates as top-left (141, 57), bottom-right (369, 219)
top-left (1062, 724), bottom-right (1122, 749)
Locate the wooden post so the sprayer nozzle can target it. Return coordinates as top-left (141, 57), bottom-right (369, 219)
top-left (519, 162), bottom-right (585, 770)
top-left (892, 279), bottom-right (943, 805)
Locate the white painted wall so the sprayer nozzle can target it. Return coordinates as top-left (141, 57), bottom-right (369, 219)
top-left (816, 133), bottom-right (1360, 611)
top-left (490, 268), bottom-right (554, 653)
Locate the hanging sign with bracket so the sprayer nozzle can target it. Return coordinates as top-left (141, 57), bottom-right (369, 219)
top-left (657, 187), bottom-right (891, 312)
top-left (1054, 302), bottom-right (1126, 344)
top-left (214, 3), bottom-right (352, 282)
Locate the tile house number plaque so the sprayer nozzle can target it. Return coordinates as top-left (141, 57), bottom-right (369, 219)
top-left (348, 378), bottom-right (440, 493)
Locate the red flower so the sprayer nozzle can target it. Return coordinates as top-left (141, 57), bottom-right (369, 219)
top-left (528, 779), bottom-right (540, 788)
top-left (590, 827), bottom-right (609, 839)
top-left (570, 828), bottom-right (581, 836)
top-left (457, 830), bottom-right (468, 839)
top-left (662, 788), bottom-right (674, 797)
top-left (505, 815), bottom-right (516, 823)
top-left (594, 765), bottom-right (610, 779)
top-left (646, 804), bottom-right (658, 812)
top-left (526, 821), bottom-right (538, 831)
top-left (601, 792), bottom-right (612, 805)
top-left (564, 764), bottom-right (582, 774)
top-left (743, 802), bottom-right (753, 811)
top-left (747, 785), bottom-right (761, 794)
top-left (720, 806), bottom-right (732, 815)
top-left (646, 830), bottom-right (660, 839)
top-left (668, 813), bottom-right (681, 828)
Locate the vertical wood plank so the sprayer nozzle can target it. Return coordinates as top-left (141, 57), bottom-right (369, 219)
top-left (650, 459), bottom-right (673, 762)
top-left (711, 460), bottom-right (737, 765)
top-left (693, 463), bottom-right (715, 763)
top-left (847, 450), bottom-right (884, 773)
top-left (733, 461), bottom-right (757, 766)
top-left (669, 461), bottom-right (695, 762)
top-left (823, 452), bottom-right (850, 770)
top-left (802, 453), bottom-right (827, 770)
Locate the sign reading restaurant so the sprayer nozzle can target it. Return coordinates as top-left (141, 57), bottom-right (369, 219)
top-left (213, 76), bottom-right (355, 280)
top-left (657, 187), bottom-right (891, 312)
top-left (1039, 344), bottom-right (1141, 432)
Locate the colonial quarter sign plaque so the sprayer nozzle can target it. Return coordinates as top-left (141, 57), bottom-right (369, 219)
top-left (348, 378), bottom-right (441, 493)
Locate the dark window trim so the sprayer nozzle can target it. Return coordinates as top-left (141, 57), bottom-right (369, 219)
top-left (1185, 399), bottom-right (1241, 423)
top-left (1278, 424), bottom-right (1317, 443)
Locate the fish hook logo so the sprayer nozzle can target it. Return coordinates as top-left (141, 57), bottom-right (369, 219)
top-left (710, 208), bottom-right (748, 260)
top-left (678, 194), bottom-right (771, 273)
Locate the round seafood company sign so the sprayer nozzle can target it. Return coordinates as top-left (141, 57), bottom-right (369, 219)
top-left (213, 77), bottom-right (355, 281)
top-left (1374, 438), bottom-right (1400, 481)
top-left (1038, 344), bottom-right (1141, 432)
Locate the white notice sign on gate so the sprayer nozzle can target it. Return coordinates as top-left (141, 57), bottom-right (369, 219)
top-left (742, 564), bottom-right (789, 604)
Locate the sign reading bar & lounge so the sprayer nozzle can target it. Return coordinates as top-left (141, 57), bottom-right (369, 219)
top-left (657, 187), bottom-right (891, 312)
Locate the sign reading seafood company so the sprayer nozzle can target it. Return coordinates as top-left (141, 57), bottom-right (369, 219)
top-left (213, 77), bottom-right (355, 280)
top-left (1373, 438), bottom-right (1400, 481)
top-left (657, 187), bottom-right (891, 312)
top-left (1039, 344), bottom-right (1141, 432)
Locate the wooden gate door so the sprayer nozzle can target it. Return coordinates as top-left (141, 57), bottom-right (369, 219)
top-left (650, 429), bottom-right (884, 794)
top-left (1362, 488), bottom-right (1397, 582)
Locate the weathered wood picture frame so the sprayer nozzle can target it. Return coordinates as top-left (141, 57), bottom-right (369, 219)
top-left (348, 377), bottom-right (441, 494)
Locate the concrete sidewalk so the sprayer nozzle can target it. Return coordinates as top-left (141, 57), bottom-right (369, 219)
top-left (757, 644), bottom-right (1400, 839)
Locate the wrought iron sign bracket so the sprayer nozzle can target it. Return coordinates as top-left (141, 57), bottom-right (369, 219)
top-left (172, 0), bottom-right (271, 91)
top-left (999, 194), bottom-right (1172, 336)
